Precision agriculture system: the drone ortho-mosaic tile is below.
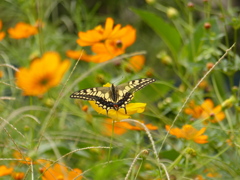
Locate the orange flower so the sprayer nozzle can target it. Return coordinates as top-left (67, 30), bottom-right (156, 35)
top-left (13, 151), bottom-right (33, 165)
top-left (103, 118), bottom-right (133, 135)
top-left (66, 49), bottom-right (93, 62)
top-left (103, 118), bottom-right (158, 136)
top-left (40, 162), bottom-right (82, 180)
top-left (8, 22), bottom-right (38, 39)
top-left (0, 70), bottom-right (3, 78)
top-left (194, 175), bottom-right (205, 180)
top-left (204, 168), bottom-right (221, 178)
top-left (0, 20), bottom-right (5, 41)
top-left (165, 124), bottom-right (208, 144)
top-left (76, 17), bottom-right (136, 63)
top-left (16, 52), bottom-right (70, 96)
top-left (0, 165), bottom-right (13, 176)
top-left (184, 99), bottom-right (225, 123)
top-left (126, 55), bottom-right (145, 72)
top-left (12, 172), bottom-right (25, 180)
top-left (77, 17), bottom-right (135, 47)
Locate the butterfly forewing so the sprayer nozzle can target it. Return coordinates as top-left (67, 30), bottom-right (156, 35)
top-left (70, 78), bottom-right (156, 114)
top-left (128, 78), bottom-right (156, 93)
top-left (70, 87), bottom-right (110, 100)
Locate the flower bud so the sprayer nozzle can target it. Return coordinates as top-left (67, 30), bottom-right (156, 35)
top-left (145, 0), bottom-right (156, 5)
top-left (204, 22), bottom-right (211, 30)
top-left (221, 96), bottom-right (236, 109)
top-left (187, 2), bottom-right (194, 9)
top-left (167, 7), bottom-right (179, 19)
top-left (82, 105), bottom-right (88, 112)
top-left (206, 62), bottom-right (214, 70)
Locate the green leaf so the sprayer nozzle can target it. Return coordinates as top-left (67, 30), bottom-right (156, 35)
top-left (132, 9), bottom-right (182, 59)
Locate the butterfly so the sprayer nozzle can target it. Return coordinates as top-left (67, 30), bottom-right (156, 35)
top-left (70, 78), bottom-right (156, 114)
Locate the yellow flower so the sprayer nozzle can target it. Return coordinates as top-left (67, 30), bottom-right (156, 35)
top-left (103, 118), bottom-right (158, 136)
top-left (16, 52), bottom-right (70, 96)
top-left (0, 165), bottom-right (13, 177)
top-left (0, 20), bottom-right (6, 41)
top-left (165, 124), bottom-right (208, 144)
top-left (90, 101), bottom-right (146, 121)
top-left (40, 162), bottom-right (82, 180)
top-left (184, 99), bottom-right (225, 123)
top-left (8, 22), bottom-right (38, 39)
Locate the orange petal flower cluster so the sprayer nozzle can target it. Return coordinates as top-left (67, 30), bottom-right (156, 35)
top-left (40, 162), bottom-right (82, 180)
top-left (4, 151), bottom-right (83, 180)
top-left (16, 52), bottom-right (70, 96)
top-left (8, 22), bottom-right (38, 39)
top-left (0, 20), bottom-right (5, 41)
top-left (165, 124), bottom-right (208, 144)
top-left (75, 17), bottom-right (136, 63)
top-left (103, 118), bottom-right (158, 136)
top-left (184, 99), bottom-right (225, 123)
top-left (0, 165), bottom-right (25, 180)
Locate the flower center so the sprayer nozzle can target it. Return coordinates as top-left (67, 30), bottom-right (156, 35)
top-left (39, 77), bottom-right (50, 85)
top-left (209, 112), bottom-right (215, 119)
top-left (115, 40), bottom-right (123, 48)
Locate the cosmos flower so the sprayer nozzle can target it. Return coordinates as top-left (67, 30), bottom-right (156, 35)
top-left (40, 162), bottom-right (82, 180)
top-left (0, 165), bottom-right (13, 177)
top-left (16, 52), bottom-right (70, 96)
top-left (166, 124), bottom-right (208, 144)
top-left (103, 118), bottom-right (158, 136)
top-left (76, 17), bottom-right (136, 63)
top-left (8, 22), bottom-right (38, 39)
top-left (125, 55), bottom-right (145, 72)
top-left (0, 20), bottom-right (6, 41)
top-left (184, 99), bottom-right (225, 123)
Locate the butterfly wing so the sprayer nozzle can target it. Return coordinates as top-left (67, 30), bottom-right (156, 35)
top-left (113, 78), bottom-right (156, 112)
top-left (70, 78), bottom-right (156, 114)
top-left (70, 87), bottom-right (109, 100)
top-left (70, 86), bottom-right (116, 113)
top-left (117, 78), bottom-right (156, 94)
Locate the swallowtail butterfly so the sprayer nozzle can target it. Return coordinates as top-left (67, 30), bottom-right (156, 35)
top-left (70, 78), bottom-right (156, 114)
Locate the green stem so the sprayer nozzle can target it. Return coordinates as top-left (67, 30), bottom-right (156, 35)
top-left (233, 29), bottom-right (237, 60)
top-left (107, 119), bottom-right (115, 162)
top-left (134, 157), bottom-right (145, 180)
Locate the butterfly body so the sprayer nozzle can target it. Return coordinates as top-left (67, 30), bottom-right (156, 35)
top-left (70, 78), bottom-right (156, 114)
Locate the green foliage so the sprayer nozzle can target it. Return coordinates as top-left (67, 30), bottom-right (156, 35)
top-left (0, 0), bottom-right (240, 179)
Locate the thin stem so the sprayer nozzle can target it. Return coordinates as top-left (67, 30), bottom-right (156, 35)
top-left (108, 120), bottom-right (115, 162)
